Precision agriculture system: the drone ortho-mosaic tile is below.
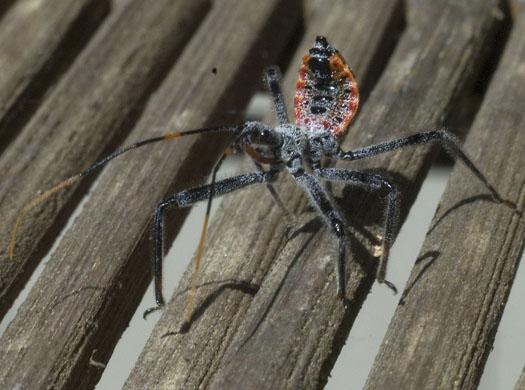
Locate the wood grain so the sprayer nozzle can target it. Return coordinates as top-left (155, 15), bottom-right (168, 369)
top-left (0, 0), bottom-right (299, 389)
top-left (0, 0), bottom-right (209, 322)
top-left (0, 0), bottom-right (110, 148)
top-left (123, 1), bottom-right (404, 389)
top-left (366, 10), bottom-right (525, 390)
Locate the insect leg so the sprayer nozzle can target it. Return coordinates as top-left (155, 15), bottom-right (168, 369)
top-left (338, 130), bottom-right (501, 201)
top-left (263, 66), bottom-right (289, 125)
top-left (293, 174), bottom-right (349, 299)
top-left (316, 168), bottom-right (400, 294)
top-left (143, 168), bottom-right (278, 321)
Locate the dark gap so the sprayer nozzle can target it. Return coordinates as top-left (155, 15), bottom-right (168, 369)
top-left (0, 0), bottom-right (16, 21)
top-left (359, 0), bottom-right (406, 101)
top-left (205, 1), bottom-right (304, 126)
top-left (0, 0), bottom-right (111, 156)
top-left (470, 0), bottom-right (513, 108)
top-left (436, 0), bottom-right (512, 165)
top-left (239, 6), bottom-right (305, 104)
top-left (0, 2), bottom-right (212, 323)
top-left (244, 7), bottom-right (304, 111)
top-left (245, 13), bottom-right (304, 123)
top-left (274, 17), bottom-right (306, 77)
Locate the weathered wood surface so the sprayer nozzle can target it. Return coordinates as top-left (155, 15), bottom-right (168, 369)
top-left (366, 9), bottom-right (525, 390)
top-left (0, 0), bottom-right (299, 389)
top-left (0, 0), bottom-right (209, 322)
top-left (0, 0), bottom-right (109, 147)
top-left (119, 0), bottom-right (512, 389)
top-left (123, 1), bottom-right (404, 389)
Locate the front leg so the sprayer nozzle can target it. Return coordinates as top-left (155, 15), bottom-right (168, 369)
top-left (143, 169), bottom-right (277, 320)
top-left (338, 130), bottom-right (501, 201)
top-left (263, 66), bottom-right (289, 126)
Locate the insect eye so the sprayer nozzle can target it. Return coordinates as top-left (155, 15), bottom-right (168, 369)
top-left (252, 128), bottom-right (280, 146)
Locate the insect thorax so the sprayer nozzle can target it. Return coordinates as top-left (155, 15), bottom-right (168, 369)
top-left (273, 124), bottom-right (338, 169)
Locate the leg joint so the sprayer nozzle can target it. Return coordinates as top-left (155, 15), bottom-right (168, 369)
top-left (332, 219), bottom-right (346, 238)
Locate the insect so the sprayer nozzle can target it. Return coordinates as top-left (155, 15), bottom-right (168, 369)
top-left (10, 36), bottom-right (501, 328)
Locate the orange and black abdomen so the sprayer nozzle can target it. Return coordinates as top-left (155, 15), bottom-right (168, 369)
top-left (294, 36), bottom-right (359, 138)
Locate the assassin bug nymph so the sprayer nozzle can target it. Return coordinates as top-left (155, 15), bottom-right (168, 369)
top-left (10, 36), bottom-right (501, 327)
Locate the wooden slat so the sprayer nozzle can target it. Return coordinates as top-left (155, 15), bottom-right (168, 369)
top-left (0, 0), bottom-right (109, 148)
top-left (149, 1), bottom-right (506, 389)
top-left (366, 11), bottom-right (525, 390)
top-left (0, 0), bottom-right (209, 321)
top-left (123, 1), bottom-right (404, 389)
top-left (0, 1), bottom-right (300, 389)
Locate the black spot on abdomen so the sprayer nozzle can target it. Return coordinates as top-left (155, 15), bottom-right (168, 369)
top-left (311, 106), bottom-right (327, 114)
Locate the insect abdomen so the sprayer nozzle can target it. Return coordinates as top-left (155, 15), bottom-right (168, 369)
top-left (294, 36), bottom-right (359, 138)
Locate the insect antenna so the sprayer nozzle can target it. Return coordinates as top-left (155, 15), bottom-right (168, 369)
top-left (182, 147), bottom-right (232, 328)
top-left (8, 125), bottom-right (242, 259)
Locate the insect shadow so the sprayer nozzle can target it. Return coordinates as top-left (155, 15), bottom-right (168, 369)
top-left (398, 250), bottom-right (440, 306)
top-left (161, 279), bottom-right (259, 336)
top-left (428, 193), bottom-right (519, 235)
